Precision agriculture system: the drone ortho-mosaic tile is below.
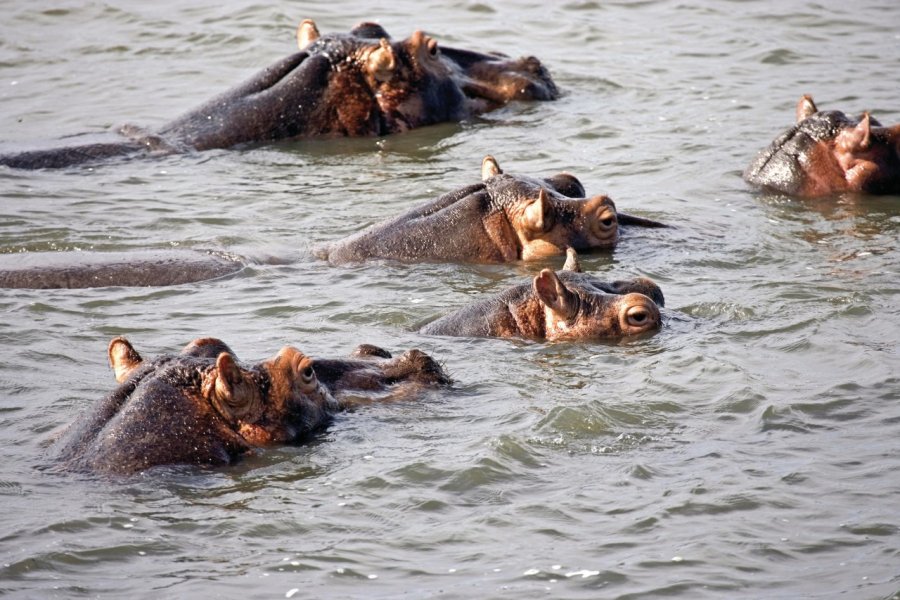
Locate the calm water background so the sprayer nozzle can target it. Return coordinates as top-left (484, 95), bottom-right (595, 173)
top-left (1, 0), bottom-right (899, 598)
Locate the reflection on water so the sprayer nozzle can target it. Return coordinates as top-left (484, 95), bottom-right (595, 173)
top-left (1, 0), bottom-right (900, 599)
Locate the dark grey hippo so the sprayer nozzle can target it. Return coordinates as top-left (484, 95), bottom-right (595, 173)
top-left (419, 249), bottom-right (664, 341)
top-left (315, 156), bottom-right (667, 265)
top-left (52, 337), bottom-right (450, 474)
top-left (0, 20), bottom-right (558, 169)
top-left (745, 95), bottom-right (900, 197)
top-left (0, 249), bottom-right (244, 289)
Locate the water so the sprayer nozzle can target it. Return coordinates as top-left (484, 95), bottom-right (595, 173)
top-left (1, 0), bottom-right (899, 598)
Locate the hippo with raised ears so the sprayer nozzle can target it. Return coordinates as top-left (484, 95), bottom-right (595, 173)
top-left (419, 248), bottom-right (663, 341)
top-left (315, 156), bottom-right (668, 265)
top-left (0, 20), bottom-right (557, 170)
top-left (745, 95), bottom-right (900, 197)
top-left (52, 337), bottom-right (449, 474)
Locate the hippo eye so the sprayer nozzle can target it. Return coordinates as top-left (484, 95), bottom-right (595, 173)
top-left (627, 307), bottom-right (649, 326)
top-left (598, 211), bottom-right (616, 229)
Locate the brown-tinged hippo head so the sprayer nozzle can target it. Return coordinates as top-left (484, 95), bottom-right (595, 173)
top-left (1, 20), bottom-right (558, 169)
top-left (480, 156), bottom-right (621, 260)
top-left (52, 337), bottom-right (448, 474)
top-left (419, 257), bottom-right (663, 342)
top-left (316, 156), bottom-right (667, 265)
top-left (744, 95), bottom-right (900, 197)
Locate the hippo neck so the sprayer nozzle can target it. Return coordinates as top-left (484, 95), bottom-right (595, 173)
top-left (503, 286), bottom-right (547, 338)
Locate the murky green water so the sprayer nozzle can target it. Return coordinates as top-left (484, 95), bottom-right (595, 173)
top-left (1, 1), bottom-right (899, 598)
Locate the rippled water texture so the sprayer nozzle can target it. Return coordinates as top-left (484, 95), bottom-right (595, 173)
top-left (1, 1), bottom-right (899, 598)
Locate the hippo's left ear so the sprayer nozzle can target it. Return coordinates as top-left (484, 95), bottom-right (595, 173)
top-left (481, 155), bottom-right (502, 181)
top-left (296, 19), bottom-right (320, 51)
top-left (796, 95), bottom-right (818, 122)
top-left (108, 337), bottom-right (143, 383)
top-left (533, 269), bottom-right (578, 319)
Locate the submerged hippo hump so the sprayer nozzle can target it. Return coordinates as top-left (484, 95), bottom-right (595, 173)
top-left (51, 337), bottom-right (449, 474)
top-left (745, 95), bottom-right (900, 196)
top-left (0, 20), bottom-right (558, 170)
top-left (315, 156), bottom-right (668, 265)
top-left (0, 249), bottom-right (244, 289)
top-left (420, 253), bottom-right (664, 341)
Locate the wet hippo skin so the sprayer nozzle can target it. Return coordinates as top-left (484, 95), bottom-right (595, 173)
top-left (745, 95), bottom-right (900, 197)
top-left (0, 20), bottom-right (558, 170)
top-left (51, 337), bottom-right (450, 474)
top-left (315, 156), bottom-right (668, 265)
top-left (0, 249), bottom-right (244, 289)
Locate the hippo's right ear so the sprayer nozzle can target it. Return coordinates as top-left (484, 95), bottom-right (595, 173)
top-left (481, 155), bottom-right (502, 180)
top-left (296, 19), bottom-right (320, 51)
top-left (533, 269), bottom-right (578, 319)
top-left (562, 247), bottom-right (582, 273)
top-left (108, 337), bottom-right (143, 383)
top-left (367, 38), bottom-right (396, 83)
top-left (796, 95), bottom-right (818, 122)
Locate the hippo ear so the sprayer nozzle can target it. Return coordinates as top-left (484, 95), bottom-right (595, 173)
top-left (296, 19), bottom-right (320, 50)
top-left (796, 95), bottom-right (818, 122)
top-left (211, 352), bottom-right (262, 422)
top-left (533, 269), bottom-right (578, 319)
top-left (562, 247), bottom-right (582, 273)
top-left (109, 337), bottom-right (143, 383)
top-left (481, 155), bottom-right (502, 180)
top-left (367, 38), bottom-right (396, 83)
top-left (522, 188), bottom-right (552, 235)
top-left (837, 113), bottom-right (872, 153)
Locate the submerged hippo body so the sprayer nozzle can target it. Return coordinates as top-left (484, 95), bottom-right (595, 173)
top-left (0, 249), bottom-right (244, 289)
top-left (315, 156), bottom-right (667, 265)
top-left (52, 337), bottom-right (449, 474)
top-left (420, 251), bottom-right (663, 341)
top-left (745, 95), bottom-right (900, 197)
top-left (0, 21), bottom-right (557, 170)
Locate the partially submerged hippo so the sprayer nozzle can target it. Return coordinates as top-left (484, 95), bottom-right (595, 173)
top-left (0, 249), bottom-right (244, 289)
top-left (315, 156), bottom-right (667, 264)
top-left (0, 20), bottom-right (557, 170)
top-left (420, 249), bottom-right (664, 341)
top-left (745, 95), bottom-right (900, 196)
top-left (52, 337), bottom-right (449, 474)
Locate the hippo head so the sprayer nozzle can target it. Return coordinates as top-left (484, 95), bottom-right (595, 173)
top-left (296, 20), bottom-right (503, 133)
top-left (532, 269), bottom-right (661, 341)
top-left (481, 156), bottom-right (619, 260)
top-left (744, 95), bottom-right (900, 196)
top-left (109, 336), bottom-right (338, 446)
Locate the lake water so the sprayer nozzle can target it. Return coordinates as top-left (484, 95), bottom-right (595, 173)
top-left (1, 0), bottom-right (899, 598)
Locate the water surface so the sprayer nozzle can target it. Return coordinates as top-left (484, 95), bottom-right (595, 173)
top-left (1, 1), bottom-right (899, 598)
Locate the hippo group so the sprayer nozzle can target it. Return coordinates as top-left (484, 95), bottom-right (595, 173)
top-left (4, 17), bottom-right (896, 474)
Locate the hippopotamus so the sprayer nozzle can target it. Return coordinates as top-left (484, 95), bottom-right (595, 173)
top-left (0, 20), bottom-right (558, 170)
top-left (419, 249), bottom-right (664, 341)
top-left (0, 249), bottom-right (244, 289)
top-left (744, 95), bottom-right (900, 197)
top-left (315, 156), bottom-right (667, 265)
top-left (52, 337), bottom-right (450, 474)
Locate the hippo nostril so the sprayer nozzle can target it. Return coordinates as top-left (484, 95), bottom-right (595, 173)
top-left (427, 38), bottom-right (438, 56)
top-left (601, 217), bottom-right (615, 228)
top-left (630, 309), bottom-right (647, 324)
top-left (622, 298), bottom-right (660, 332)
